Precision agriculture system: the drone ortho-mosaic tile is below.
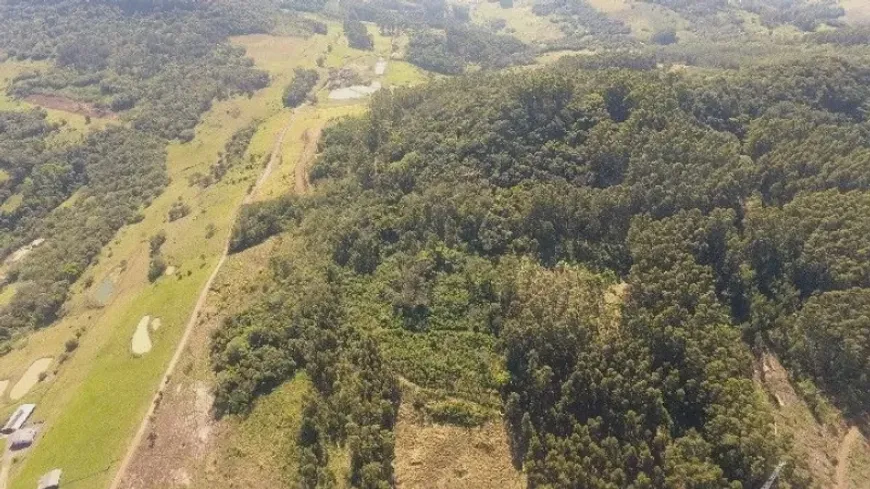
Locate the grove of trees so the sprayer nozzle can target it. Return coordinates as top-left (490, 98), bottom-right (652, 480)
top-left (217, 50), bottom-right (870, 488)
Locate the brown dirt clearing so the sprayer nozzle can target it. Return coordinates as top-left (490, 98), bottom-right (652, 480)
top-left (394, 403), bottom-right (524, 489)
top-left (755, 352), bottom-right (870, 488)
top-left (25, 94), bottom-right (118, 120)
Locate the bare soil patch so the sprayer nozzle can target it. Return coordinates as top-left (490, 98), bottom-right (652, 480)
top-left (131, 316), bottom-right (153, 355)
top-left (754, 353), bottom-right (870, 488)
top-left (25, 94), bottom-right (118, 120)
top-left (118, 241), bottom-right (279, 489)
top-left (394, 403), bottom-right (525, 489)
top-left (0, 380), bottom-right (8, 399)
top-left (9, 357), bottom-right (52, 401)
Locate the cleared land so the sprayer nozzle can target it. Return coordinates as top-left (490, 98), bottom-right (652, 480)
top-left (2, 20), bottom-right (421, 489)
top-left (0, 60), bottom-right (115, 141)
top-left (114, 21), bottom-right (419, 488)
top-left (2, 30), bottom-right (331, 489)
top-left (394, 403), bottom-right (524, 489)
top-left (755, 353), bottom-right (870, 489)
top-left (9, 358), bottom-right (52, 401)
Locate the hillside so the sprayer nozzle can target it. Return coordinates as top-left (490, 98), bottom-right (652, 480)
top-left (0, 1), bottom-right (868, 489)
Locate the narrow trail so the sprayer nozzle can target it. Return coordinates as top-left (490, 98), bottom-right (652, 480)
top-left (294, 127), bottom-right (320, 194)
top-left (108, 111), bottom-right (295, 489)
top-left (835, 426), bottom-right (860, 489)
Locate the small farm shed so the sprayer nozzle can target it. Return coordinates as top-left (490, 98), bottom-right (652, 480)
top-left (2, 403), bottom-right (36, 434)
top-left (37, 469), bottom-right (62, 489)
top-left (9, 427), bottom-right (37, 450)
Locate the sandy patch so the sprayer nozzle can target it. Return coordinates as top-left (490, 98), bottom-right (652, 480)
top-left (25, 94), bottom-right (118, 119)
top-left (132, 316), bottom-right (153, 355)
top-left (165, 266), bottom-right (176, 276)
top-left (328, 82), bottom-right (382, 100)
top-left (6, 238), bottom-right (46, 264)
top-left (375, 59), bottom-right (388, 76)
top-left (9, 357), bottom-right (52, 401)
top-left (0, 379), bottom-right (8, 398)
top-left (150, 317), bottom-right (162, 332)
top-left (394, 404), bottom-right (525, 489)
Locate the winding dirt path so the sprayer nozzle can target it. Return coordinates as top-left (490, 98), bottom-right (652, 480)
top-left (108, 111), bottom-right (295, 489)
top-left (835, 426), bottom-right (859, 489)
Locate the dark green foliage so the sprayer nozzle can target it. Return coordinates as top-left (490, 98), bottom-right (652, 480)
top-left (407, 24), bottom-right (529, 74)
top-left (344, 19), bottom-right (374, 50)
top-left (532, 0), bottom-right (633, 48)
top-left (349, 0), bottom-right (450, 32)
top-left (651, 28), bottom-right (678, 45)
top-left (191, 123), bottom-right (259, 188)
top-left (229, 196), bottom-right (300, 253)
top-left (147, 254), bottom-right (167, 282)
top-left (283, 68), bottom-right (320, 108)
top-left (167, 200), bottom-right (190, 222)
top-left (210, 47), bottom-right (870, 488)
top-left (810, 26), bottom-right (870, 46)
top-left (406, 31), bottom-right (466, 74)
top-left (644, 0), bottom-right (843, 31)
top-left (280, 0), bottom-right (328, 13)
top-left (780, 288), bottom-right (870, 413)
top-left (0, 0), bottom-right (271, 140)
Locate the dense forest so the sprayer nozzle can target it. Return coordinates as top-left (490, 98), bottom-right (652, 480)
top-left (221, 43), bottom-right (870, 487)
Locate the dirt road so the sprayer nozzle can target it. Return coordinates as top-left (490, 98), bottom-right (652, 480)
top-left (108, 112), bottom-right (295, 489)
top-left (835, 426), bottom-right (860, 489)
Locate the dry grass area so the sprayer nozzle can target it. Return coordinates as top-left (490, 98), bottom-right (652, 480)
top-left (394, 403), bottom-right (524, 489)
top-left (841, 0), bottom-right (870, 25)
top-left (118, 238), bottom-right (283, 489)
top-left (755, 353), bottom-right (870, 489)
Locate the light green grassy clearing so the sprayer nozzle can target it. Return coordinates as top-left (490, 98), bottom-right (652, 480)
top-left (0, 283), bottom-right (18, 308)
top-left (196, 375), bottom-right (311, 489)
top-left (327, 445), bottom-right (351, 489)
top-left (471, 0), bottom-right (564, 44)
top-left (7, 33), bottom-right (328, 489)
top-left (254, 103), bottom-right (367, 200)
top-left (383, 60), bottom-right (431, 87)
top-left (0, 193), bottom-right (22, 214)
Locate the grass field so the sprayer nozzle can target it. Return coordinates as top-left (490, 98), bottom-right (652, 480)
top-left (0, 60), bottom-right (115, 142)
top-left (470, 0), bottom-right (563, 44)
top-left (202, 375), bottom-right (313, 488)
top-left (2, 16), bottom-right (433, 487)
top-left (2, 32), bottom-right (325, 489)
